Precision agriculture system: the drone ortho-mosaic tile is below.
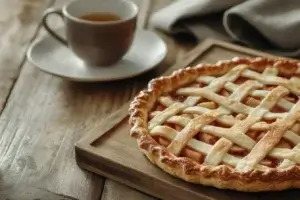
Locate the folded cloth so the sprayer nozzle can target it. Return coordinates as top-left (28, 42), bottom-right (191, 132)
top-left (149, 0), bottom-right (300, 57)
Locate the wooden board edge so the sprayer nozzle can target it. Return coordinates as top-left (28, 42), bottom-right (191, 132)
top-left (205, 38), bottom-right (274, 58)
top-left (75, 104), bottom-right (130, 147)
top-left (75, 145), bottom-right (212, 200)
top-left (204, 38), bottom-right (300, 61)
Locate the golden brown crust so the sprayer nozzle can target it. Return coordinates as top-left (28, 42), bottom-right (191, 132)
top-left (128, 57), bottom-right (300, 192)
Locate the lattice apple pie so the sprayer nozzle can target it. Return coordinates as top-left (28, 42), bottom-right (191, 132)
top-left (129, 57), bottom-right (300, 192)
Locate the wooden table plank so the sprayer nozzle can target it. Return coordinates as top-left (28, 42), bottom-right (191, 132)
top-left (0, 49), bottom-right (105, 200)
top-left (0, 0), bottom-right (54, 112)
top-left (0, 0), bottom-right (105, 199)
top-left (0, 183), bottom-right (77, 200)
top-left (101, 180), bottom-right (156, 200)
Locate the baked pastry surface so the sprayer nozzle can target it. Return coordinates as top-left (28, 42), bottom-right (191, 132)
top-left (129, 57), bottom-right (300, 192)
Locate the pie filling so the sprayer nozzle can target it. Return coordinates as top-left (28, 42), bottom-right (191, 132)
top-left (147, 64), bottom-right (300, 171)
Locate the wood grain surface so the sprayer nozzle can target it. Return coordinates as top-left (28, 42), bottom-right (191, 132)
top-left (0, 0), bottom-right (52, 112)
top-left (1, 183), bottom-right (77, 200)
top-left (102, 180), bottom-right (156, 200)
top-left (0, 0), bottom-right (195, 199)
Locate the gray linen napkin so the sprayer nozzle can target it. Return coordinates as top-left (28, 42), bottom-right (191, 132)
top-left (149, 0), bottom-right (300, 57)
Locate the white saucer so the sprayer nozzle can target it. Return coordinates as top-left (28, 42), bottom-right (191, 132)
top-left (27, 28), bottom-right (167, 82)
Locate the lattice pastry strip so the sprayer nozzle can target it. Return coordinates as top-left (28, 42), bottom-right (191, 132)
top-left (151, 114), bottom-right (300, 147)
top-left (176, 86), bottom-right (300, 168)
top-left (204, 86), bottom-right (288, 166)
top-left (150, 119), bottom-right (300, 166)
top-left (148, 102), bottom-right (187, 130)
top-left (196, 75), bottom-right (294, 111)
top-left (241, 69), bottom-right (300, 95)
top-left (152, 99), bottom-right (300, 144)
top-left (150, 126), bottom-right (269, 171)
top-left (183, 64), bottom-right (248, 106)
top-left (167, 80), bottom-right (261, 156)
top-left (262, 66), bottom-right (278, 76)
top-left (278, 144), bottom-right (300, 168)
top-left (236, 101), bottom-right (300, 171)
top-left (177, 87), bottom-right (289, 120)
top-left (151, 99), bottom-right (290, 132)
top-left (148, 64), bottom-right (248, 130)
top-left (197, 66), bottom-right (300, 108)
top-left (150, 85), bottom-right (300, 167)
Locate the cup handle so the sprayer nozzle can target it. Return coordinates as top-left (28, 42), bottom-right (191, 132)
top-left (42, 8), bottom-right (68, 46)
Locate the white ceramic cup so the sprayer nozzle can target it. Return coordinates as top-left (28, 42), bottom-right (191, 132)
top-left (43, 0), bottom-right (139, 66)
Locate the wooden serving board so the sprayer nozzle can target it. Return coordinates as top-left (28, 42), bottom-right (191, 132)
top-left (75, 39), bottom-right (300, 200)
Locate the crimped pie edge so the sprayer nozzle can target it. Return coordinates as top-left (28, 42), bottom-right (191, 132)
top-left (128, 57), bottom-right (300, 192)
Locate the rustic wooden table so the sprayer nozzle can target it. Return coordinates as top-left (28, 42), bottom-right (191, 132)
top-left (0, 0), bottom-right (195, 199)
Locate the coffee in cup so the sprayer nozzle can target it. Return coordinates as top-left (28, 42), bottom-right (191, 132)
top-left (79, 12), bottom-right (121, 22)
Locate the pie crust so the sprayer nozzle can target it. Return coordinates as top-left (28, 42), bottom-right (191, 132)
top-left (128, 57), bottom-right (300, 192)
